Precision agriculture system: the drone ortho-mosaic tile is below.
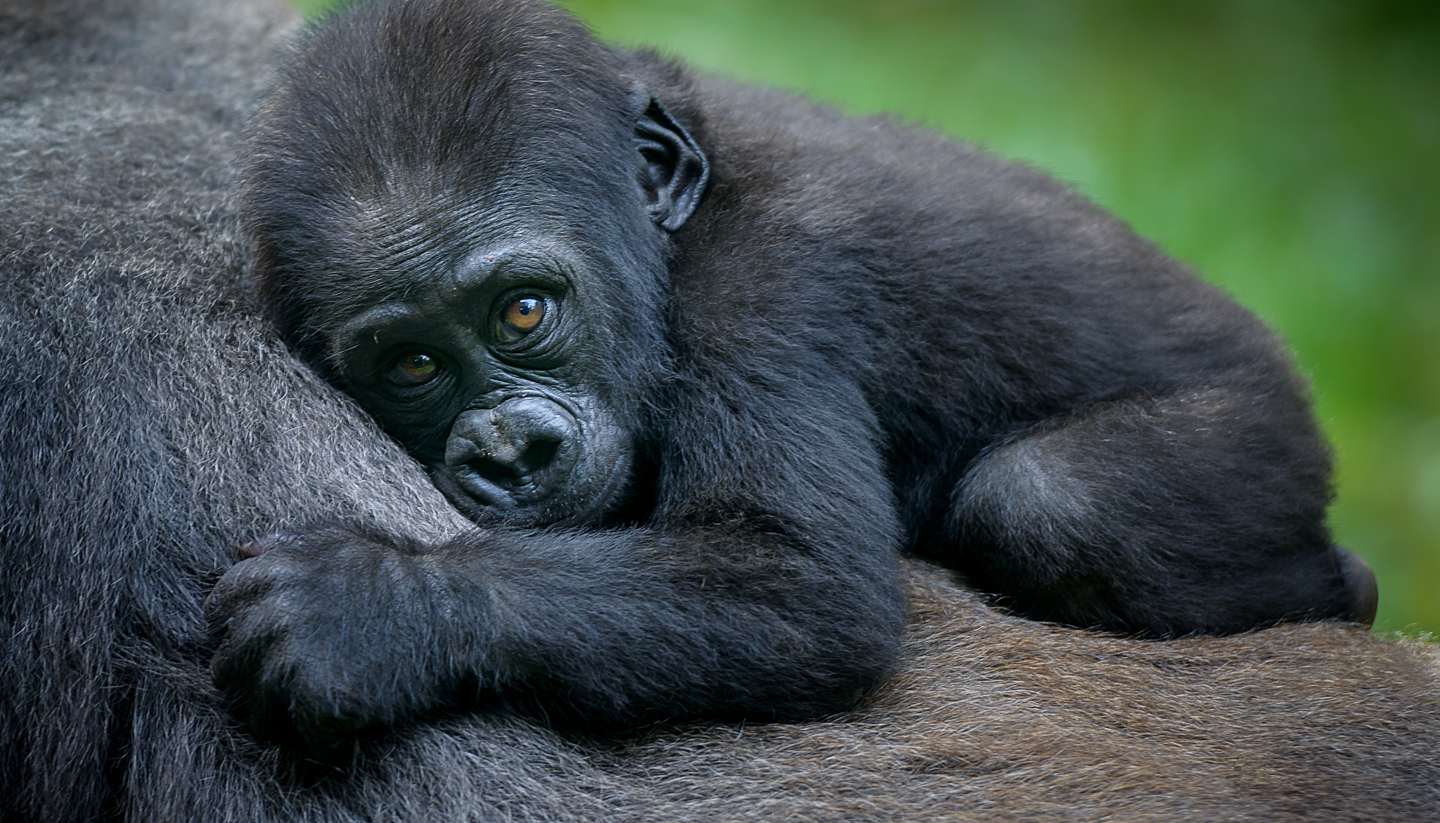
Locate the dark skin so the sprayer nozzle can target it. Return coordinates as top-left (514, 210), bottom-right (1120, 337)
top-left (210, 0), bottom-right (1378, 752)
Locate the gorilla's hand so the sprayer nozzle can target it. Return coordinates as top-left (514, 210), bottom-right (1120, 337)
top-left (205, 525), bottom-right (469, 751)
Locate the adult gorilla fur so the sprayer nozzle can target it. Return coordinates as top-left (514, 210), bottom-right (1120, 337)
top-left (0, 0), bottom-right (1437, 820)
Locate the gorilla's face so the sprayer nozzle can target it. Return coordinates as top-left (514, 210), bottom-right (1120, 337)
top-left (330, 238), bottom-right (634, 527)
top-left (244, 28), bottom-right (709, 528)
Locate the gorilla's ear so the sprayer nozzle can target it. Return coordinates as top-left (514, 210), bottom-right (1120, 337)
top-left (635, 98), bottom-right (709, 232)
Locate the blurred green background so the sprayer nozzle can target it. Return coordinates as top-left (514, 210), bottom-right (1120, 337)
top-left (298, 0), bottom-right (1438, 635)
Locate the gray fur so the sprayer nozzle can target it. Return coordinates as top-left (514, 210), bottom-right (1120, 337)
top-left (1, 0), bottom-right (1436, 820)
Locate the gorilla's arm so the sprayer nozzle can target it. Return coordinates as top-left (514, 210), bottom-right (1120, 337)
top-left (207, 368), bottom-right (906, 742)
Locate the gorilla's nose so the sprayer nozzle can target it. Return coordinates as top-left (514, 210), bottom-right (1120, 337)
top-left (445, 398), bottom-right (578, 502)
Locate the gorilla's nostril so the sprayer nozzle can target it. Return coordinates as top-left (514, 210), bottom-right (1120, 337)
top-left (446, 398), bottom-right (577, 498)
top-left (462, 421), bottom-right (564, 488)
top-left (521, 438), bottom-right (560, 473)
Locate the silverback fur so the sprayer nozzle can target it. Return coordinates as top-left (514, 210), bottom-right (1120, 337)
top-left (0, 0), bottom-right (1436, 820)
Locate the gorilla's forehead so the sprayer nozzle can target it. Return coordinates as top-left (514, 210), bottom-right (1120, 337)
top-left (410, 236), bottom-right (579, 305)
top-left (358, 177), bottom-right (588, 255)
top-left (315, 199), bottom-right (587, 323)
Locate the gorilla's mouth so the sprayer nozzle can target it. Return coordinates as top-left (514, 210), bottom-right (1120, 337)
top-left (453, 463), bottom-right (544, 510)
top-left (431, 468), bottom-right (524, 521)
top-left (431, 450), bottom-right (630, 527)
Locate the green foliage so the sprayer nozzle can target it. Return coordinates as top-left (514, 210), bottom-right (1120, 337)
top-left (296, 0), bottom-right (1439, 634)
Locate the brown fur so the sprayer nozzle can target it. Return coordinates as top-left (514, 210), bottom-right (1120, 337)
top-left (588, 563), bottom-right (1440, 820)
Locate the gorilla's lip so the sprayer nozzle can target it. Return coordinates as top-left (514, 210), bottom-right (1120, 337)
top-left (459, 467), bottom-right (549, 508)
top-left (431, 450), bottom-right (630, 527)
top-left (435, 468), bottom-right (528, 517)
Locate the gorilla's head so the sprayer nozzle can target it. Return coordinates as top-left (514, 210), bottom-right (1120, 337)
top-left (243, 0), bottom-right (708, 526)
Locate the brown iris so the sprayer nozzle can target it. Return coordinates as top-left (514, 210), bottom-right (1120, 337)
top-left (388, 352), bottom-right (439, 386)
top-left (499, 296), bottom-right (546, 339)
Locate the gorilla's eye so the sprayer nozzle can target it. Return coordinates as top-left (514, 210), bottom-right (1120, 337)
top-left (497, 295), bottom-right (547, 341)
top-left (387, 351), bottom-right (440, 386)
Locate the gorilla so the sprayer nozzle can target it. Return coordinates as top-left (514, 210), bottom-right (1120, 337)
top-left (3, 1), bottom-right (1439, 820)
top-left (208, 0), bottom-right (1379, 749)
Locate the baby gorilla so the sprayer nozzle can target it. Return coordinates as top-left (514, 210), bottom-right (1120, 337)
top-left (210, 0), bottom-right (1378, 749)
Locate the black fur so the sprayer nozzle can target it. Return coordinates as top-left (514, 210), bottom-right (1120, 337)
top-left (3, 2), bottom-right (1438, 820)
top-left (220, 0), bottom-right (1378, 750)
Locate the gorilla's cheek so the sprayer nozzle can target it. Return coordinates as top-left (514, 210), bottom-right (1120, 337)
top-left (566, 409), bottom-right (633, 522)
